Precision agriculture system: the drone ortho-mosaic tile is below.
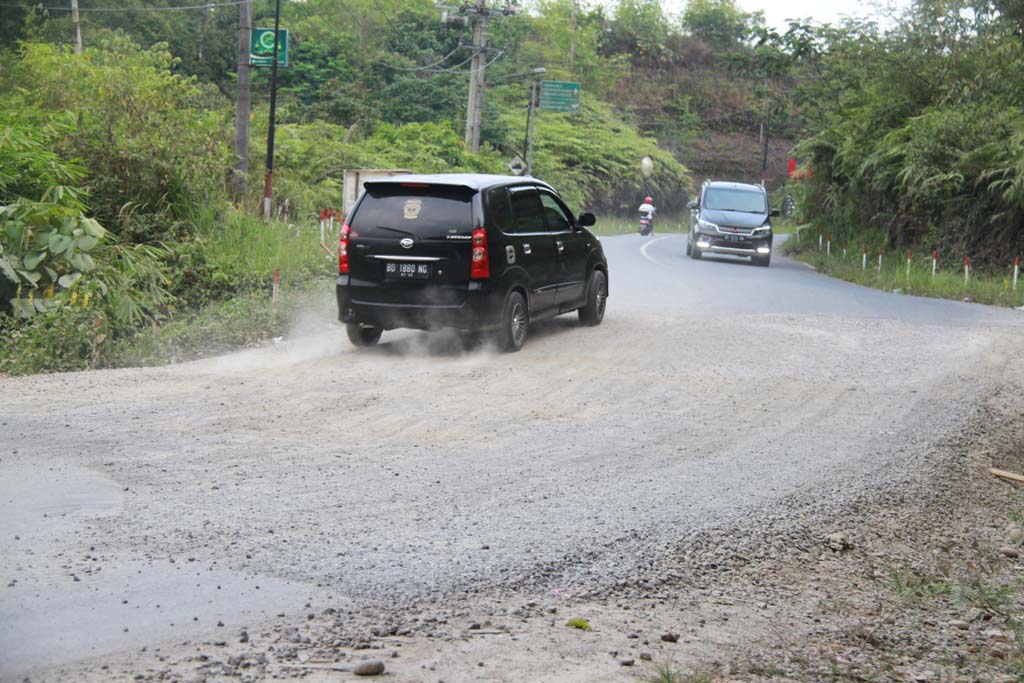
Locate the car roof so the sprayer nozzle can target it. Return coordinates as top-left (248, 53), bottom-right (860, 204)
top-left (363, 173), bottom-right (555, 193)
top-left (705, 181), bottom-right (766, 193)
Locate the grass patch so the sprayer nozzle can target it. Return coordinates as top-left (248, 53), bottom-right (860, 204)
top-left (784, 232), bottom-right (1024, 308)
top-left (590, 214), bottom-right (689, 236)
top-left (644, 661), bottom-right (713, 683)
top-left (565, 617), bottom-right (593, 631)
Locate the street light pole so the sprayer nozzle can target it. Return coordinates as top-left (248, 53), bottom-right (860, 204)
top-left (262, 0), bottom-right (282, 219)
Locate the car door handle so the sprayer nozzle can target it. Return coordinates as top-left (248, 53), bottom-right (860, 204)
top-left (523, 243), bottom-right (532, 254)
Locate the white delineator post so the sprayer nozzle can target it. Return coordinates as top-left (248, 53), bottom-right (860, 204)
top-left (932, 250), bottom-right (938, 278)
top-left (843, 244), bottom-right (847, 258)
top-left (819, 230), bottom-right (823, 251)
top-left (319, 209), bottom-right (325, 244)
top-left (862, 246), bottom-right (867, 270)
top-left (906, 250), bottom-right (912, 281)
top-left (1014, 255), bottom-right (1020, 292)
top-left (878, 248), bottom-right (883, 272)
top-left (826, 233), bottom-right (831, 257)
top-left (964, 255), bottom-right (970, 283)
top-left (272, 267), bottom-right (281, 312)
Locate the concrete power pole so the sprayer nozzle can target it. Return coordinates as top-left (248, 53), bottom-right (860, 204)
top-left (231, 0), bottom-right (252, 200)
top-left (464, 11), bottom-right (485, 151)
top-left (71, 0), bottom-right (82, 54)
top-left (470, 15), bottom-right (490, 153)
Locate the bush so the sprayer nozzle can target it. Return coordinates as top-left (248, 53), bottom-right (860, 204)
top-left (2, 39), bottom-right (231, 241)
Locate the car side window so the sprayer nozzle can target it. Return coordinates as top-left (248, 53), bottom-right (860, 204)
top-left (487, 187), bottom-right (513, 234)
top-left (539, 192), bottom-right (573, 233)
top-left (508, 187), bottom-right (545, 234)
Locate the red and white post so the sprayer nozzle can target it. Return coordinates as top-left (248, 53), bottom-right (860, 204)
top-left (964, 255), bottom-right (970, 284)
top-left (319, 209), bottom-right (326, 244)
top-left (906, 250), bottom-right (912, 281)
top-left (932, 250), bottom-right (937, 278)
top-left (1014, 255), bottom-right (1020, 291)
top-left (827, 233), bottom-right (831, 257)
top-left (843, 243), bottom-right (847, 258)
top-left (272, 267), bottom-right (281, 314)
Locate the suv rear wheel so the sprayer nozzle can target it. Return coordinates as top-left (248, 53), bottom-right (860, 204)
top-left (578, 269), bottom-right (607, 326)
top-left (346, 323), bottom-right (383, 347)
top-left (497, 290), bottom-right (528, 352)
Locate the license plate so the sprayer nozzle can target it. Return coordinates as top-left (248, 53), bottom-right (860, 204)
top-left (386, 262), bottom-right (431, 279)
top-left (727, 234), bottom-right (742, 242)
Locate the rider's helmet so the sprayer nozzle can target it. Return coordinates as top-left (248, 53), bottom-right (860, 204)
top-left (644, 196), bottom-right (652, 203)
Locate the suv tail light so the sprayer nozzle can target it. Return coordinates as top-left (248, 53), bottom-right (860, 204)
top-left (338, 223), bottom-right (351, 273)
top-left (470, 227), bottom-right (490, 279)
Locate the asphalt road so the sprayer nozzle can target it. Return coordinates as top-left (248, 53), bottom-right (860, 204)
top-left (2, 234), bottom-right (1021, 679)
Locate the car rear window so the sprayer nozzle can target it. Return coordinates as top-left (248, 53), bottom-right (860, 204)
top-left (351, 185), bottom-right (474, 239)
top-left (704, 188), bottom-right (767, 213)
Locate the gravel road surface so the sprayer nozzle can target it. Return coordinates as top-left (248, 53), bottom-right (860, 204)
top-left (2, 234), bottom-right (1022, 680)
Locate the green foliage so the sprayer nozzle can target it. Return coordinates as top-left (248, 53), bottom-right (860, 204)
top-left (0, 117), bottom-right (105, 317)
top-left (682, 0), bottom-right (762, 51)
top-left (3, 39), bottom-right (231, 241)
top-left (780, 3), bottom-right (1024, 265)
top-left (497, 97), bottom-right (693, 212)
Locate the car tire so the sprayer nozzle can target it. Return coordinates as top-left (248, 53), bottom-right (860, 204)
top-left (346, 323), bottom-right (382, 347)
top-left (753, 252), bottom-right (771, 267)
top-left (685, 235), bottom-right (692, 255)
top-left (497, 290), bottom-right (528, 352)
top-left (578, 269), bottom-right (607, 326)
top-left (690, 239), bottom-right (702, 260)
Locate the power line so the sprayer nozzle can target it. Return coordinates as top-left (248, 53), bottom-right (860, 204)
top-left (0, 0), bottom-right (246, 12)
top-left (371, 44), bottom-right (469, 72)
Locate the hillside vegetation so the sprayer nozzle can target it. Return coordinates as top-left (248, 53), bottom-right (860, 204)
top-left (1, 0), bottom-right (1022, 373)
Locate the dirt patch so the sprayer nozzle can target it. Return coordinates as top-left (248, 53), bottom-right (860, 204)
top-left (41, 383), bottom-right (1024, 683)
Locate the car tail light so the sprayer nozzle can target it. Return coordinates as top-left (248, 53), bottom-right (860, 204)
top-left (338, 223), bottom-right (351, 274)
top-left (470, 227), bottom-right (490, 279)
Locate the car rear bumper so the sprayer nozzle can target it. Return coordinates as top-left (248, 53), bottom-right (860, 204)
top-left (336, 276), bottom-right (503, 331)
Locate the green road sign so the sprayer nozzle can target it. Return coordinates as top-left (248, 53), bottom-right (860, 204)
top-left (538, 80), bottom-right (580, 113)
top-left (250, 28), bottom-right (289, 67)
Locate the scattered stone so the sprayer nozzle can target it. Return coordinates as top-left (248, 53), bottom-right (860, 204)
top-left (827, 531), bottom-right (852, 551)
top-left (618, 658), bottom-right (635, 667)
top-left (1007, 525), bottom-right (1023, 544)
top-left (352, 660), bottom-right (386, 676)
top-left (661, 632), bottom-right (679, 643)
top-left (639, 652), bottom-right (652, 661)
top-left (909, 671), bottom-right (935, 682)
top-left (985, 629), bottom-right (1010, 642)
top-left (998, 546), bottom-right (1020, 558)
top-left (948, 620), bottom-right (970, 630)
top-left (626, 632), bottom-right (639, 639)
top-left (468, 622), bottom-right (481, 630)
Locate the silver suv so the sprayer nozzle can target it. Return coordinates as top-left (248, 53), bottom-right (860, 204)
top-left (687, 181), bottom-right (779, 267)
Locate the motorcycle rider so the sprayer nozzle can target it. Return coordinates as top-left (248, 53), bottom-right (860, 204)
top-left (638, 196), bottom-right (656, 235)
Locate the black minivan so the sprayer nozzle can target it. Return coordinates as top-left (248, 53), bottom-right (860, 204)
top-left (336, 174), bottom-right (608, 352)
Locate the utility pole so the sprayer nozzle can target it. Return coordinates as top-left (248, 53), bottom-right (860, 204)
top-left (231, 0), bottom-right (252, 200)
top-left (446, 1), bottom-right (516, 152)
top-left (70, 0), bottom-right (82, 54)
top-left (262, 0), bottom-right (282, 219)
top-left (464, 10), bottom-right (486, 151)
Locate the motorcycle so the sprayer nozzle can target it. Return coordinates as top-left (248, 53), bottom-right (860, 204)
top-left (638, 214), bottom-right (654, 236)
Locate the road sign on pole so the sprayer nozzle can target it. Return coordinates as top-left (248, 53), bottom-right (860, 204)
top-left (538, 80), bottom-right (580, 113)
top-left (508, 155), bottom-right (526, 176)
top-left (250, 28), bottom-right (288, 67)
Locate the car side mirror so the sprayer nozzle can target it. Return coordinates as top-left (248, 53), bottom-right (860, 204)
top-left (687, 201), bottom-right (697, 210)
top-left (770, 208), bottom-right (780, 217)
top-left (577, 212), bottom-right (596, 227)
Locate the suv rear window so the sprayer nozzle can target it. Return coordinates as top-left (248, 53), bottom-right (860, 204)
top-left (351, 185), bottom-right (474, 239)
top-left (704, 188), bottom-right (767, 213)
